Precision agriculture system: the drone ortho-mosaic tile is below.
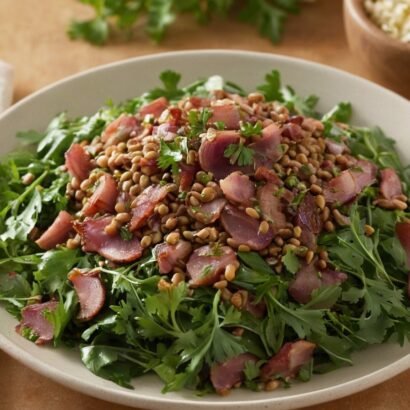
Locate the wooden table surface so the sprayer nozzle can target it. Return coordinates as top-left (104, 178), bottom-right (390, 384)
top-left (0, 0), bottom-right (409, 409)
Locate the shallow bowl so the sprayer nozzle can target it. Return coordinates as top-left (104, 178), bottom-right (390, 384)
top-left (0, 50), bottom-right (409, 410)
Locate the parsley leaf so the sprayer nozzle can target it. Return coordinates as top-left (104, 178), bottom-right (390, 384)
top-left (240, 121), bottom-right (263, 138)
top-left (157, 138), bottom-right (187, 174)
top-left (145, 70), bottom-right (184, 102)
top-left (224, 143), bottom-right (255, 166)
top-left (257, 69), bottom-right (319, 117)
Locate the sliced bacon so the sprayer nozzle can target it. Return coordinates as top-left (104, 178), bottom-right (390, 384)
top-left (187, 197), bottom-right (227, 225)
top-left (155, 241), bottom-right (192, 274)
top-left (179, 163), bottom-right (199, 191)
top-left (82, 174), bottom-right (118, 217)
top-left (75, 216), bottom-right (142, 263)
top-left (261, 341), bottom-right (316, 380)
top-left (211, 353), bottom-right (258, 394)
top-left (188, 96), bottom-right (211, 108)
top-left (221, 204), bottom-right (274, 250)
top-left (325, 139), bottom-right (348, 156)
top-left (250, 123), bottom-right (282, 167)
top-left (257, 183), bottom-right (287, 232)
top-left (351, 160), bottom-right (378, 191)
top-left (16, 301), bottom-right (58, 345)
top-left (153, 123), bottom-right (178, 141)
top-left (101, 115), bottom-right (140, 146)
top-left (254, 166), bottom-right (282, 185)
top-left (288, 262), bottom-right (348, 304)
top-left (220, 172), bottom-right (255, 206)
top-left (186, 245), bottom-right (238, 286)
top-left (65, 144), bottom-right (91, 181)
top-left (129, 185), bottom-right (169, 231)
top-left (36, 211), bottom-right (73, 250)
top-left (295, 193), bottom-right (322, 250)
top-left (68, 269), bottom-right (105, 321)
top-left (281, 123), bottom-right (304, 141)
top-left (323, 170), bottom-right (357, 204)
top-left (380, 168), bottom-right (403, 200)
top-left (208, 104), bottom-right (241, 129)
top-left (198, 130), bottom-right (253, 180)
top-left (139, 97), bottom-right (168, 118)
top-left (323, 160), bottom-right (377, 204)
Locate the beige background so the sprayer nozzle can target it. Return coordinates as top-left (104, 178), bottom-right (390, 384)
top-left (0, 0), bottom-right (409, 409)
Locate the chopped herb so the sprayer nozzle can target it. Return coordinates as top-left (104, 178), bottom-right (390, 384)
top-left (224, 143), bottom-right (255, 166)
top-left (119, 227), bottom-right (133, 241)
top-left (240, 122), bottom-right (263, 138)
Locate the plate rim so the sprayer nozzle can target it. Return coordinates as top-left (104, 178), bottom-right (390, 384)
top-left (0, 49), bottom-right (409, 409)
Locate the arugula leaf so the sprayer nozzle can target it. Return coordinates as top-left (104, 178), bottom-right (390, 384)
top-left (224, 143), bottom-right (255, 166)
top-left (44, 290), bottom-right (77, 343)
top-left (0, 189), bottom-right (42, 242)
top-left (34, 248), bottom-right (80, 294)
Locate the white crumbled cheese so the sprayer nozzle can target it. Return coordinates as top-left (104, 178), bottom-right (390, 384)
top-left (364, 0), bottom-right (410, 42)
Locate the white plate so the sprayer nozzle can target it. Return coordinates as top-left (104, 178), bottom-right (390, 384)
top-left (0, 50), bottom-right (409, 410)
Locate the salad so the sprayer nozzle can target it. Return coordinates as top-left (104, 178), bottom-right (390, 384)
top-left (0, 70), bottom-right (409, 395)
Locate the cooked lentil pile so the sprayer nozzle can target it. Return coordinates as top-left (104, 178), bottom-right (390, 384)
top-left (1, 71), bottom-right (410, 395)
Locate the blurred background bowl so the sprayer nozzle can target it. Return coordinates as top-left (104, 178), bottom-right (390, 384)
top-left (344, 0), bottom-right (410, 97)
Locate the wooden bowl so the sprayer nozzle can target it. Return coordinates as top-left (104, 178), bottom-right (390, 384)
top-left (344, 0), bottom-right (410, 97)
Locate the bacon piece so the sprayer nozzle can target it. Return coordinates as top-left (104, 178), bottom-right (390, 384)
top-left (101, 115), bottom-right (140, 146)
top-left (261, 341), bottom-right (316, 380)
top-left (295, 193), bottom-right (323, 249)
top-left (351, 160), bottom-right (378, 191)
top-left (323, 160), bottom-right (377, 204)
top-left (65, 144), bottom-right (91, 182)
top-left (36, 211), bottom-right (73, 250)
top-left (220, 172), bottom-right (255, 206)
top-left (186, 245), bottom-right (238, 286)
top-left (75, 216), bottom-right (142, 263)
top-left (179, 163), bottom-right (199, 192)
top-left (257, 183), bottom-right (287, 232)
top-left (221, 204), bottom-right (274, 251)
top-left (288, 262), bottom-right (348, 304)
top-left (189, 96), bottom-right (211, 108)
top-left (254, 166), bottom-right (282, 185)
top-left (250, 123), bottom-right (282, 167)
top-left (68, 269), bottom-right (105, 321)
top-left (139, 97), bottom-right (169, 118)
top-left (281, 123), bottom-right (304, 141)
top-left (198, 130), bottom-right (253, 180)
top-left (153, 123), bottom-right (178, 141)
top-left (211, 353), bottom-right (258, 394)
top-left (208, 104), bottom-right (241, 129)
top-left (129, 185), bottom-right (169, 231)
top-left (16, 301), bottom-right (58, 345)
top-left (187, 197), bottom-right (227, 225)
top-left (380, 168), bottom-right (403, 200)
top-left (155, 241), bottom-right (193, 274)
top-left (325, 139), bottom-right (348, 156)
top-left (82, 174), bottom-right (118, 217)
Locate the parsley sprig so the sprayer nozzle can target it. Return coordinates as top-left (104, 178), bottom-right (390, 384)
top-left (68, 0), bottom-right (304, 45)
